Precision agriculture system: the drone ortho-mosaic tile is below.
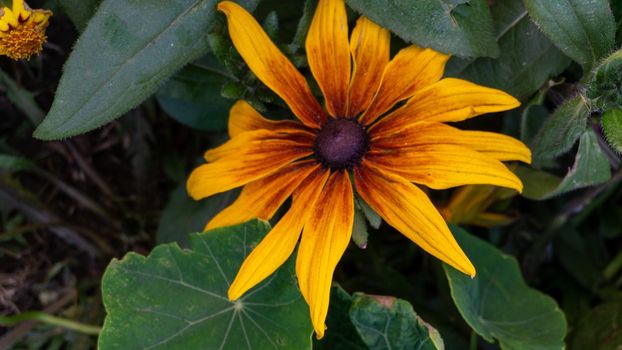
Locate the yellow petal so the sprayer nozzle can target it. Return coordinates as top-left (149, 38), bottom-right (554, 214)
top-left (218, 1), bottom-right (326, 127)
top-left (354, 162), bottom-right (475, 276)
top-left (204, 128), bottom-right (313, 162)
top-left (228, 100), bottom-right (311, 138)
top-left (206, 161), bottom-right (320, 230)
top-left (296, 170), bottom-right (354, 339)
top-left (187, 130), bottom-right (313, 199)
top-left (367, 144), bottom-right (523, 192)
top-left (228, 167), bottom-right (329, 300)
top-left (360, 45), bottom-right (449, 125)
top-left (12, 0), bottom-right (29, 21)
top-left (372, 78), bottom-right (520, 134)
top-left (306, 0), bottom-right (350, 117)
top-left (347, 17), bottom-right (390, 118)
top-left (372, 122), bottom-right (532, 163)
top-left (1, 8), bottom-right (18, 27)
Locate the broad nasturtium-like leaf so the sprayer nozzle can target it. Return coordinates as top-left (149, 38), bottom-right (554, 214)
top-left (33, 0), bottom-right (257, 140)
top-left (99, 220), bottom-right (313, 349)
top-left (447, 0), bottom-right (570, 100)
top-left (524, 0), bottom-right (615, 71)
top-left (315, 286), bottom-right (444, 350)
top-left (444, 226), bottom-right (567, 350)
top-left (345, 0), bottom-right (498, 58)
top-left (350, 293), bottom-right (444, 350)
top-left (531, 96), bottom-right (590, 166)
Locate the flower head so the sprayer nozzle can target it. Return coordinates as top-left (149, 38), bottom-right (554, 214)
top-left (0, 0), bottom-right (52, 61)
top-left (188, 0), bottom-right (531, 338)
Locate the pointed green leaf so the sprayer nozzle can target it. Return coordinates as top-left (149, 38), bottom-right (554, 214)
top-left (531, 96), bottom-right (590, 166)
top-left (524, 0), bottom-right (615, 71)
top-left (345, 0), bottom-right (498, 57)
top-left (444, 226), bottom-right (567, 350)
top-left (99, 220), bottom-right (313, 349)
top-left (33, 0), bottom-right (257, 140)
top-left (601, 109), bottom-right (622, 153)
top-left (447, 0), bottom-right (570, 100)
top-left (552, 129), bottom-right (612, 194)
top-left (349, 293), bottom-right (444, 350)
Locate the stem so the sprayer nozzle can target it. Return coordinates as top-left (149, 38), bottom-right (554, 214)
top-left (604, 250), bottom-right (622, 281)
top-left (0, 312), bottom-right (101, 335)
top-left (469, 331), bottom-right (478, 350)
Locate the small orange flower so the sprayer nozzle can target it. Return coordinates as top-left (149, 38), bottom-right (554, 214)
top-left (187, 0), bottom-right (531, 338)
top-left (0, 0), bottom-right (52, 61)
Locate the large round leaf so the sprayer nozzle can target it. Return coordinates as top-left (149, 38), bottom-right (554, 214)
top-left (444, 226), bottom-right (567, 350)
top-left (99, 220), bottom-right (313, 349)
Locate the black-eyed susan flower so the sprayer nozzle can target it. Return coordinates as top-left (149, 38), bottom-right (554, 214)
top-left (187, 0), bottom-right (531, 338)
top-left (0, 0), bottom-right (51, 61)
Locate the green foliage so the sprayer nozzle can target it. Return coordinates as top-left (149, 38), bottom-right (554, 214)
top-left (156, 58), bottom-right (234, 131)
top-left (531, 96), bottom-right (590, 166)
top-left (58, 0), bottom-right (101, 31)
top-left (316, 286), bottom-right (444, 350)
top-left (447, 0), bottom-right (570, 100)
top-left (0, 154), bottom-right (34, 172)
top-left (569, 300), bottom-right (622, 350)
top-left (33, 0), bottom-right (258, 140)
top-left (349, 293), bottom-right (444, 350)
top-left (518, 130), bottom-right (612, 200)
top-left (524, 0), bottom-right (615, 71)
top-left (156, 185), bottom-right (237, 245)
top-left (444, 226), bottom-right (567, 350)
top-left (99, 220), bottom-right (313, 349)
top-left (601, 109), bottom-right (622, 153)
top-left (345, 0), bottom-right (498, 58)
top-left (588, 49), bottom-right (622, 111)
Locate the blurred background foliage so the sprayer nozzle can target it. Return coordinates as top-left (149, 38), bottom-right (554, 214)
top-left (0, 0), bottom-right (621, 348)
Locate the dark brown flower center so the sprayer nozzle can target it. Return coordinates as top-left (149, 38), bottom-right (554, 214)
top-left (314, 118), bottom-right (369, 170)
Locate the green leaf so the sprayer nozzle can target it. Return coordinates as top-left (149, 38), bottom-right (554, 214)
top-left (351, 207), bottom-right (369, 249)
top-left (156, 185), bottom-right (237, 245)
top-left (518, 129), bottom-right (612, 200)
top-left (314, 286), bottom-right (366, 350)
top-left (58, 0), bottom-right (101, 31)
top-left (444, 226), bottom-right (567, 350)
top-left (33, 0), bottom-right (257, 140)
top-left (156, 58), bottom-right (234, 131)
top-left (345, 0), bottom-right (498, 58)
top-left (0, 70), bottom-right (45, 125)
top-left (570, 300), bottom-right (622, 350)
top-left (514, 165), bottom-right (563, 200)
top-left (588, 49), bottom-right (622, 111)
top-left (524, 0), bottom-right (615, 71)
top-left (552, 129), bottom-right (612, 194)
top-left (349, 293), bottom-right (444, 350)
top-left (531, 96), bottom-right (590, 166)
top-left (601, 109), bottom-right (622, 154)
top-left (0, 154), bottom-right (34, 172)
top-left (99, 220), bottom-right (313, 349)
top-left (447, 0), bottom-right (570, 100)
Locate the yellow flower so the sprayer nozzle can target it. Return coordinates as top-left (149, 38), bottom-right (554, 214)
top-left (188, 0), bottom-right (531, 338)
top-left (0, 0), bottom-right (52, 61)
top-left (440, 185), bottom-right (518, 227)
